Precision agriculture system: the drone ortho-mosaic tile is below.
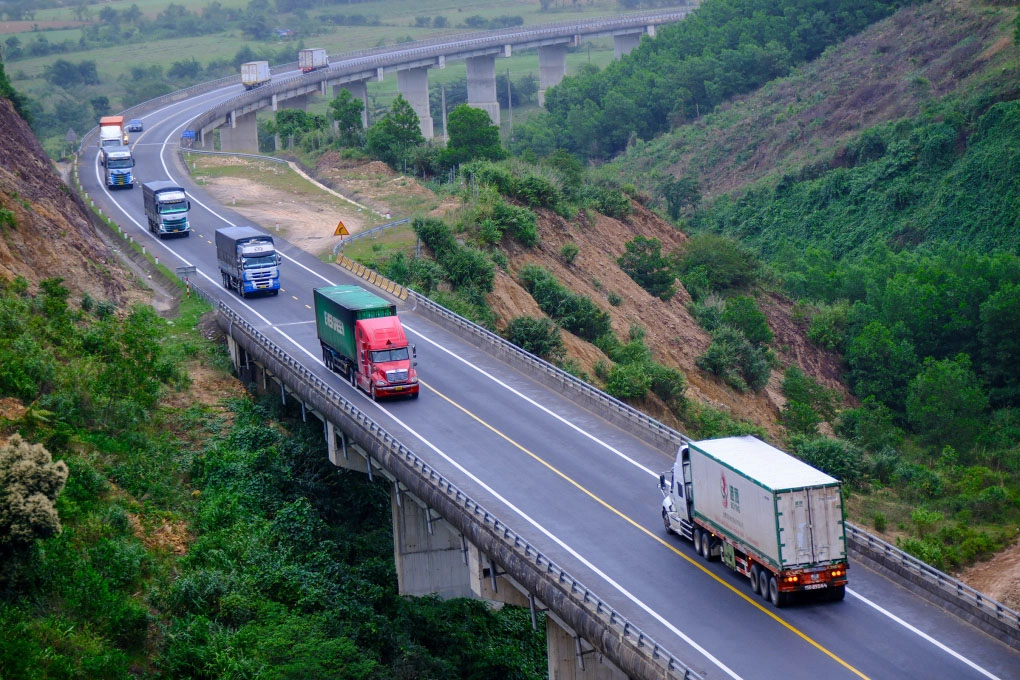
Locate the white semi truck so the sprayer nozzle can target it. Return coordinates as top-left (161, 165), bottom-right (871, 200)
top-left (659, 436), bottom-right (849, 607)
top-left (298, 48), bottom-right (328, 73)
top-left (241, 61), bottom-right (271, 90)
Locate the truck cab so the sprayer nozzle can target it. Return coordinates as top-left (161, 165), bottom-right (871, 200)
top-left (103, 146), bottom-right (134, 189)
top-left (142, 181), bottom-right (190, 237)
top-left (659, 445), bottom-right (695, 540)
top-left (354, 316), bottom-right (418, 399)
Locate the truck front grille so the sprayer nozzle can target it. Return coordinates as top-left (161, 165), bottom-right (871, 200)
top-left (111, 174), bottom-right (129, 185)
top-left (386, 369), bottom-right (409, 383)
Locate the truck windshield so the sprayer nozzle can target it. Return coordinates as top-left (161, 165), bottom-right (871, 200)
top-left (242, 255), bottom-right (277, 269)
top-left (371, 347), bottom-right (409, 363)
top-left (101, 139), bottom-right (120, 147)
top-left (158, 201), bottom-right (188, 214)
top-left (107, 158), bottom-right (132, 169)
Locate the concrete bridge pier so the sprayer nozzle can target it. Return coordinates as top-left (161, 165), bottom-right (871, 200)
top-left (538, 43), bottom-right (568, 107)
top-left (391, 484), bottom-right (474, 599)
top-left (397, 66), bottom-right (434, 139)
top-left (614, 25), bottom-right (654, 58)
top-left (332, 80), bottom-right (370, 128)
top-left (219, 109), bottom-right (259, 153)
top-left (547, 613), bottom-right (628, 680)
top-left (466, 55), bottom-right (500, 126)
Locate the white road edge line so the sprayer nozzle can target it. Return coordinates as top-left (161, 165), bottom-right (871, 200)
top-left (848, 590), bottom-right (1002, 680)
top-left (93, 83), bottom-right (1002, 680)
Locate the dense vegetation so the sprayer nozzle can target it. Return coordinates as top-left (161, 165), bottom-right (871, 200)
top-left (0, 278), bottom-right (545, 678)
top-left (512, 0), bottom-right (914, 159)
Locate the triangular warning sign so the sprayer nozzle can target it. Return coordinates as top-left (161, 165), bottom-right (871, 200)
top-left (334, 220), bottom-right (349, 236)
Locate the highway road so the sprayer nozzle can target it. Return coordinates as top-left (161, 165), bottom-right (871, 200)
top-left (79, 79), bottom-right (1020, 680)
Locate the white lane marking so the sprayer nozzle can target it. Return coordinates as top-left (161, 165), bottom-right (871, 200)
top-left (155, 123), bottom-right (336, 288)
top-left (109, 83), bottom-right (1002, 680)
top-left (402, 322), bottom-right (1010, 675)
top-left (848, 590), bottom-right (1002, 680)
top-left (404, 322), bottom-right (659, 477)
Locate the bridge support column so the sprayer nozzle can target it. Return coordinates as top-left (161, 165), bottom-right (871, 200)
top-left (219, 110), bottom-right (259, 154)
top-left (391, 485), bottom-right (473, 599)
top-left (613, 32), bottom-right (642, 58)
top-left (547, 614), bottom-right (628, 680)
top-left (333, 80), bottom-right (369, 128)
top-left (466, 55), bottom-right (500, 126)
top-left (397, 66), bottom-right (434, 139)
top-left (538, 44), bottom-right (567, 107)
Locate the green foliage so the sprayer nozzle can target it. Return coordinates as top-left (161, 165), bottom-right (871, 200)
top-left (721, 296), bottom-right (772, 346)
top-left (661, 176), bottom-right (701, 219)
top-left (617, 236), bottom-right (677, 300)
top-left (491, 201), bottom-right (539, 247)
top-left (0, 435), bottom-right (68, 553)
top-left (413, 217), bottom-right (494, 293)
top-left (366, 94), bottom-right (425, 170)
top-left (328, 88), bottom-right (365, 147)
top-left (790, 436), bottom-right (866, 488)
top-left (518, 265), bottom-right (611, 341)
top-left (560, 242), bottom-right (580, 264)
top-left (906, 354), bottom-right (988, 453)
top-left (979, 283), bottom-right (1020, 404)
top-left (441, 104), bottom-right (507, 168)
top-left (605, 362), bottom-right (652, 401)
top-left (513, 0), bottom-right (903, 159)
top-left (463, 161), bottom-right (564, 211)
top-left (677, 233), bottom-right (759, 299)
top-left (0, 60), bottom-right (31, 122)
top-left (845, 321), bottom-right (918, 411)
top-left (696, 326), bottom-right (772, 392)
top-left (504, 317), bottom-right (565, 361)
top-left (807, 300), bottom-right (850, 351)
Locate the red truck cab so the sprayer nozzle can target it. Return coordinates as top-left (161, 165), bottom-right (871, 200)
top-left (354, 316), bottom-right (419, 399)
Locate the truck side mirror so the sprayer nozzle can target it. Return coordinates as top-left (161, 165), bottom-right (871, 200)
top-left (129, 159), bottom-right (135, 167)
top-left (411, 344), bottom-right (416, 358)
top-left (658, 473), bottom-right (666, 490)
top-left (187, 201), bottom-right (191, 210)
top-left (276, 255), bottom-right (282, 266)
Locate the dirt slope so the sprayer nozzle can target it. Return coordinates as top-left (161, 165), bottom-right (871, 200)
top-left (0, 98), bottom-right (133, 300)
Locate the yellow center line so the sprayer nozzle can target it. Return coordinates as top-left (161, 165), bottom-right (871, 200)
top-left (422, 379), bottom-right (869, 680)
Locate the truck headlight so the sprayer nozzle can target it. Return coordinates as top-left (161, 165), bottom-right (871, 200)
top-left (375, 379), bottom-right (386, 387)
top-left (409, 376), bottom-right (418, 384)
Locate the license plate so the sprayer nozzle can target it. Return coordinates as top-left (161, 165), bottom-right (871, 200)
top-left (394, 386), bottom-right (404, 391)
top-left (803, 583), bottom-right (829, 590)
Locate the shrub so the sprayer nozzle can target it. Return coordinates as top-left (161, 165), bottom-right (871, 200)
top-left (0, 435), bottom-right (68, 552)
top-left (518, 265), bottom-right (610, 341)
top-left (504, 317), bottom-right (564, 361)
top-left (677, 233), bottom-right (758, 294)
top-left (790, 435), bottom-right (865, 487)
top-left (721, 296), bottom-right (772, 345)
top-left (647, 362), bottom-right (687, 408)
top-left (696, 326), bottom-right (771, 392)
top-left (906, 354), bottom-right (988, 453)
top-left (560, 242), bottom-right (579, 264)
top-left (491, 201), bottom-right (538, 247)
top-left (618, 236), bottom-right (676, 301)
top-left (607, 292), bottom-right (622, 306)
top-left (413, 217), bottom-right (457, 259)
top-left (605, 362), bottom-right (651, 401)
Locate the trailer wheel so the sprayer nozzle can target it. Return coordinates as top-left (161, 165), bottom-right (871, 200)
top-left (749, 565), bottom-right (760, 594)
top-left (692, 529), bottom-right (702, 555)
top-left (828, 585), bottom-right (846, 602)
top-left (758, 571), bottom-right (770, 600)
top-left (700, 535), bottom-right (712, 560)
top-left (322, 350), bottom-right (332, 371)
top-left (768, 576), bottom-right (788, 608)
top-left (662, 509), bottom-right (673, 535)
top-left (221, 272), bottom-right (230, 289)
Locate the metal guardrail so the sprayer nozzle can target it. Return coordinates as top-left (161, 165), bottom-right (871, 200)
top-left (217, 302), bottom-right (704, 680)
top-left (845, 524), bottom-right (1020, 642)
top-left (185, 8), bottom-right (694, 139)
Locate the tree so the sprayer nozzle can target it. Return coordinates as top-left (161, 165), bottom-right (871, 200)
top-left (366, 94), bottom-right (424, 170)
top-left (661, 176), bottom-right (701, 219)
top-left (328, 88), bottom-right (365, 147)
top-left (979, 283), bottom-right (1020, 404)
top-left (906, 354), bottom-right (988, 452)
top-left (90, 96), bottom-right (110, 117)
top-left (0, 435), bottom-right (68, 553)
top-left (617, 236), bottom-right (676, 301)
top-left (845, 321), bottom-right (918, 410)
top-left (440, 104), bottom-right (506, 168)
top-left (98, 6), bottom-right (119, 24)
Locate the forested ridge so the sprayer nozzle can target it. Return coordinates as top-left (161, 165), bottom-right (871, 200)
top-left (512, 0), bottom-right (915, 159)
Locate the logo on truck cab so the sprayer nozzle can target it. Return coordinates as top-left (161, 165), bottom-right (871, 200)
top-left (324, 312), bottom-right (345, 335)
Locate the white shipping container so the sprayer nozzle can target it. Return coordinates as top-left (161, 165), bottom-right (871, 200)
top-left (689, 436), bottom-right (846, 569)
top-left (241, 61), bottom-right (271, 87)
top-left (299, 48), bottom-right (328, 71)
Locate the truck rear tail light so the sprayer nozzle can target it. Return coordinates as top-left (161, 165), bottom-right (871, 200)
top-left (830, 568), bottom-right (845, 577)
top-left (784, 575), bottom-right (798, 583)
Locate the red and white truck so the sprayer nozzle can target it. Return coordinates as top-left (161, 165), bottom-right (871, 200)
top-left (314, 285), bottom-right (419, 400)
top-left (659, 436), bottom-right (848, 606)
